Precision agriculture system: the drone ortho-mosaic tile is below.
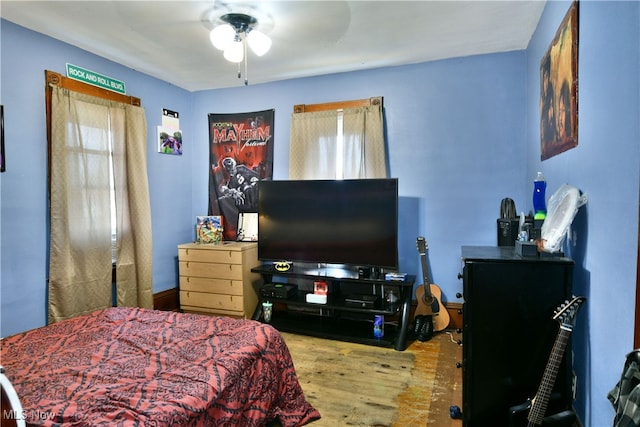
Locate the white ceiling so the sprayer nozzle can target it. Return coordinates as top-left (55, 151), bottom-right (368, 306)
top-left (1, 1), bottom-right (546, 92)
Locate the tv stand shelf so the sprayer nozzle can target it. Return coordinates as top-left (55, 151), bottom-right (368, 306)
top-left (276, 292), bottom-right (402, 315)
top-left (251, 265), bottom-right (415, 351)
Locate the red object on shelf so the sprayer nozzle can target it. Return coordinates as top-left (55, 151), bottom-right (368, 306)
top-left (313, 281), bottom-right (328, 295)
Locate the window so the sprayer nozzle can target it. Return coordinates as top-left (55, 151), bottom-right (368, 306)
top-left (289, 97), bottom-right (387, 180)
top-left (45, 70), bottom-right (153, 323)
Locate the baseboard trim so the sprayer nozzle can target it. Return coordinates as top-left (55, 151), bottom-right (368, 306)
top-left (446, 302), bottom-right (463, 330)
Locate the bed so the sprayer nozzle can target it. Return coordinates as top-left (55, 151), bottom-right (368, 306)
top-left (0, 307), bottom-right (320, 426)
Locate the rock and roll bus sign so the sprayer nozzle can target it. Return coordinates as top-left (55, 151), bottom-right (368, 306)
top-left (66, 64), bottom-right (126, 95)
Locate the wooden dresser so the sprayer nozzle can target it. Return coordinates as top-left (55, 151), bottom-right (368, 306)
top-left (178, 242), bottom-right (260, 318)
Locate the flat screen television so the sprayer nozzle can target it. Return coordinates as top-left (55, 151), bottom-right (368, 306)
top-left (257, 178), bottom-right (399, 270)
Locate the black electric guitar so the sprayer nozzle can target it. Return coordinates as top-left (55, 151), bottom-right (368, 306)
top-left (414, 237), bottom-right (450, 332)
top-left (509, 296), bottom-right (585, 427)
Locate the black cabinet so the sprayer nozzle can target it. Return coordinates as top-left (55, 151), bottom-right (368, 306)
top-left (251, 265), bottom-right (415, 351)
top-left (461, 246), bottom-right (574, 426)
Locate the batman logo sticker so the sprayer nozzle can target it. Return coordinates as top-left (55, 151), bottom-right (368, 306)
top-left (274, 261), bottom-right (291, 272)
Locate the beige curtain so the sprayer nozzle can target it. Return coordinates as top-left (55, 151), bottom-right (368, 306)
top-left (342, 105), bottom-right (387, 179)
top-left (113, 103), bottom-right (153, 309)
top-left (48, 87), bottom-right (152, 323)
top-left (289, 110), bottom-right (339, 179)
top-left (289, 104), bottom-right (386, 179)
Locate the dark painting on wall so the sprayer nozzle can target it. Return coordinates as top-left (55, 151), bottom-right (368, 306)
top-left (540, 1), bottom-right (579, 161)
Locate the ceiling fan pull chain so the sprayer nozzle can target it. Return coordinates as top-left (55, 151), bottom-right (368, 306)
top-left (244, 38), bottom-right (249, 86)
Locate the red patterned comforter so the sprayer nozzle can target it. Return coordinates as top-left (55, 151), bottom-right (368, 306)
top-left (0, 307), bottom-right (320, 426)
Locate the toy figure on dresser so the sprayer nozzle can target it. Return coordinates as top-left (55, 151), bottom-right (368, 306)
top-left (413, 237), bottom-right (450, 342)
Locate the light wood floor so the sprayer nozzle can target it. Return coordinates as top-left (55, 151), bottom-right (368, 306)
top-left (281, 331), bottom-right (463, 427)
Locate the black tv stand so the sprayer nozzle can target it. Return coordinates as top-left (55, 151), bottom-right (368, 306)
top-left (251, 264), bottom-right (415, 351)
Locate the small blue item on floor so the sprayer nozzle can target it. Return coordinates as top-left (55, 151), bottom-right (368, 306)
top-left (450, 405), bottom-right (463, 419)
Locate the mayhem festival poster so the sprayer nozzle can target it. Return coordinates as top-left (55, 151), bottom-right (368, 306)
top-left (208, 110), bottom-right (274, 240)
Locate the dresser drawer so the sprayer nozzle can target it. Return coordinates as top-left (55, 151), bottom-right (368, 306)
top-left (179, 261), bottom-right (243, 280)
top-left (181, 306), bottom-right (243, 317)
top-left (178, 246), bottom-right (243, 264)
top-left (179, 276), bottom-right (244, 296)
top-left (180, 290), bottom-right (244, 312)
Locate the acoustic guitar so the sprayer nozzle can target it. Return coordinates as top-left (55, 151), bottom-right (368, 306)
top-left (414, 237), bottom-right (450, 332)
top-left (509, 296), bottom-right (585, 427)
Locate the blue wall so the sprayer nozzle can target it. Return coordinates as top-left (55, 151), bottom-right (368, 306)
top-left (1, 2), bottom-right (638, 423)
top-left (0, 20), bottom-right (194, 333)
top-left (527, 2), bottom-right (640, 426)
top-left (189, 52), bottom-right (528, 294)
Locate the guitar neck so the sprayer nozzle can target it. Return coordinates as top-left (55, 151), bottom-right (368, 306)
top-left (527, 326), bottom-right (571, 426)
top-left (419, 252), bottom-right (433, 298)
top-left (420, 253), bottom-right (430, 284)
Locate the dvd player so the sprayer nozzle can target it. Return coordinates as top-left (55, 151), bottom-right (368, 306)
top-left (344, 294), bottom-right (382, 309)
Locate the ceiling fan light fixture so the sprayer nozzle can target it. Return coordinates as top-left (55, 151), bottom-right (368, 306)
top-left (223, 37), bottom-right (244, 63)
top-left (246, 29), bottom-right (271, 56)
top-left (209, 12), bottom-right (271, 84)
top-left (210, 24), bottom-right (235, 50)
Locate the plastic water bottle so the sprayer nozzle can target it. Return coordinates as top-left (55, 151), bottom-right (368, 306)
top-left (533, 172), bottom-right (547, 220)
top-left (373, 315), bottom-right (384, 339)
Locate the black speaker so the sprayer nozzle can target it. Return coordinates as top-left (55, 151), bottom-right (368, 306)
top-left (497, 218), bottom-right (519, 246)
